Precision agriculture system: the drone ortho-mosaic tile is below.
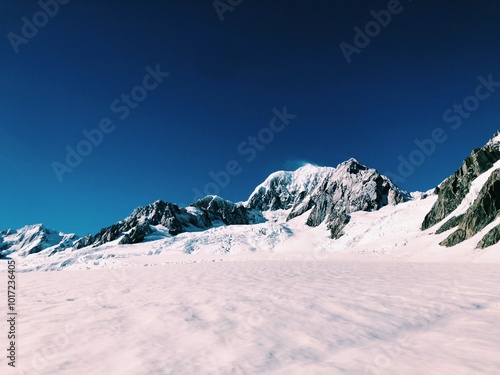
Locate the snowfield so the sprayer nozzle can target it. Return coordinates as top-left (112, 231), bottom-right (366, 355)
top-left (2, 260), bottom-right (500, 375)
top-left (1, 163), bottom-right (500, 374)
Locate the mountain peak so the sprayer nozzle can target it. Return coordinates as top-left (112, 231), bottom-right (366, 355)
top-left (0, 224), bottom-right (78, 257)
top-left (18, 223), bottom-right (45, 232)
top-left (338, 157), bottom-right (360, 165)
top-left (247, 159), bottom-right (409, 237)
top-left (486, 129), bottom-right (500, 148)
top-left (336, 158), bottom-right (368, 174)
top-left (294, 163), bottom-right (322, 172)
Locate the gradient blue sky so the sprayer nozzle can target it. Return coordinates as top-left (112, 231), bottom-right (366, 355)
top-left (1, 0), bottom-right (500, 235)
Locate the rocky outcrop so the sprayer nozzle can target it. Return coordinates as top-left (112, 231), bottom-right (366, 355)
top-left (436, 214), bottom-right (465, 234)
top-left (248, 159), bottom-right (410, 238)
top-left (477, 224), bottom-right (500, 249)
top-left (75, 197), bottom-right (260, 249)
top-left (440, 229), bottom-right (467, 247)
top-left (327, 212), bottom-right (351, 239)
top-left (119, 223), bottom-right (154, 245)
top-left (440, 169), bottom-right (500, 247)
top-left (191, 195), bottom-right (254, 225)
top-left (422, 135), bottom-right (500, 230)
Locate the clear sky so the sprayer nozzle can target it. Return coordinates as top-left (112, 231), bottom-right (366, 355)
top-left (1, 0), bottom-right (500, 235)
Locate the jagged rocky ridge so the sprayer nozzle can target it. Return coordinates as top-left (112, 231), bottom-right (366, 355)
top-left (439, 169), bottom-right (500, 248)
top-left (477, 224), bottom-right (500, 249)
top-left (75, 196), bottom-right (263, 248)
top-left (0, 224), bottom-right (78, 258)
top-left (247, 159), bottom-right (410, 238)
top-left (422, 132), bottom-right (500, 230)
top-left (424, 131), bottom-right (500, 249)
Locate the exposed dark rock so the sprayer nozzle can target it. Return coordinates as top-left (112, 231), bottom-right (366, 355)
top-left (477, 224), bottom-right (500, 249)
top-left (191, 195), bottom-right (253, 225)
top-left (74, 234), bottom-right (93, 249)
top-left (248, 160), bottom-right (409, 239)
top-left (422, 141), bottom-right (500, 230)
top-left (74, 196), bottom-right (261, 249)
top-left (440, 229), bottom-right (466, 247)
top-left (436, 214), bottom-right (465, 234)
top-left (328, 212), bottom-right (351, 239)
top-left (119, 223), bottom-right (154, 245)
top-left (440, 169), bottom-right (500, 247)
top-left (75, 201), bottom-right (197, 249)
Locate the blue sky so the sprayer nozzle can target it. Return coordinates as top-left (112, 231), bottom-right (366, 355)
top-left (1, 0), bottom-right (500, 235)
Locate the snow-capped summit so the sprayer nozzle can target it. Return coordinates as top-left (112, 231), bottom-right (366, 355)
top-left (246, 164), bottom-right (335, 211)
top-left (486, 130), bottom-right (500, 148)
top-left (247, 159), bottom-right (410, 238)
top-left (0, 224), bottom-right (78, 257)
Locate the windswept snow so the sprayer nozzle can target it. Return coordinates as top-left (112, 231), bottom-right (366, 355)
top-left (2, 261), bottom-right (500, 375)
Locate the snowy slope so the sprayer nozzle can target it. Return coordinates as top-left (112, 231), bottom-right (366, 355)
top-left (0, 224), bottom-right (78, 258)
top-left (5, 191), bottom-right (498, 273)
top-left (3, 260), bottom-right (500, 375)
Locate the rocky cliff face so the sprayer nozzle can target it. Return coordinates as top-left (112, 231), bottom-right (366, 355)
top-left (477, 224), bottom-right (500, 249)
top-left (422, 132), bottom-right (500, 230)
top-left (247, 159), bottom-right (410, 238)
top-left (74, 196), bottom-right (262, 249)
top-left (191, 195), bottom-right (256, 225)
top-left (440, 169), bottom-right (500, 248)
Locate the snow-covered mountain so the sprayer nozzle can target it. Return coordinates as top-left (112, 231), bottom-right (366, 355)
top-left (247, 158), bottom-right (410, 238)
top-left (0, 224), bottom-right (78, 258)
top-left (1, 130), bottom-right (499, 270)
top-left (47, 158), bottom-right (410, 251)
top-left (68, 158), bottom-right (410, 249)
top-left (73, 196), bottom-right (265, 249)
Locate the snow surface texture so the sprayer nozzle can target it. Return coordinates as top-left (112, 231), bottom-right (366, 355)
top-left (2, 261), bottom-right (500, 375)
